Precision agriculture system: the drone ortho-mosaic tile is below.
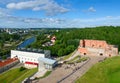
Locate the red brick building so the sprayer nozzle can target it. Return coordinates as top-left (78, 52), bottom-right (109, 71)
top-left (78, 39), bottom-right (118, 57)
top-left (0, 58), bottom-right (19, 73)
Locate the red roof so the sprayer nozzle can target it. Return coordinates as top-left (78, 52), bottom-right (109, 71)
top-left (25, 61), bottom-right (38, 65)
top-left (51, 36), bottom-right (56, 40)
top-left (0, 58), bottom-right (18, 67)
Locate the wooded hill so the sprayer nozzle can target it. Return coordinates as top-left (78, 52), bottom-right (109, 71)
top-left (30, 26), bottom-right (120, 57)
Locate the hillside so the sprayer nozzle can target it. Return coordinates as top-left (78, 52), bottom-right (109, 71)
top-left (0, 68), bottom-right (37, 83)
top-left (29, 26), bottom-right (120, 57)
top-left (76, 56), bottom-right (120, 83)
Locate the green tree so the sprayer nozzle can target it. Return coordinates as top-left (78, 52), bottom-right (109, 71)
top-left (66, 45), bottom-right (75, 54)
top-left (58, 48), bottom-right (64, 57)
top-left (2, 55), bottom-right (7, 60)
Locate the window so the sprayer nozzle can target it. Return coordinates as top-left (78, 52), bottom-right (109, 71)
top-left (84, 53), bottom-right (86, 55)
top-left (100, 53), bottom-right (103, 56)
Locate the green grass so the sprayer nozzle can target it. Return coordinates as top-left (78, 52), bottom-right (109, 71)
top-left (63, 53), bottom-right (73, 61)
top-left (34, 71), bottom-right (52, 80)
top-left (39, 71), bottom-right (52, 79)
top-left (0, 68), bottom-right (37, 83)
top-left (67, 55), bottom-right (88, 64)
top-left (69, 55), bottom-right (80, 62)
top-left (76, 56), bottom-right (120, 83)
top-left (76, 57), bottom-right (88, 63)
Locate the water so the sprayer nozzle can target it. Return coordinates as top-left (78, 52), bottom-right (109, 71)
top-left (17, 37), bottom-right (36, 48)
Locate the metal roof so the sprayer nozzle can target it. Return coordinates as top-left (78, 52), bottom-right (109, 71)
top-left (16, 48), bottom-right (50, 54)
top-left (38, 57), bottom-right (56, 65)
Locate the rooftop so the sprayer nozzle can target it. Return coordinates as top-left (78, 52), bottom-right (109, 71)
top-left (38, 57), bottom-right (56, 65)
top-left (0, 58), bottom-right (18, 67)
top-left (16, 48), bottom-right (50, 54)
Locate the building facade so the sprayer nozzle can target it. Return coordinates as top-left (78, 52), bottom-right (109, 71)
top-left (11, 48), bottom-right (56, 70)
top-left (38, 57), bottom-right (57, 71)
top-left (78, 39), bottom-right (118, 57)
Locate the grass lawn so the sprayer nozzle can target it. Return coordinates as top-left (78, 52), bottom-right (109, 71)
top-left (63, 50), bottom-right (77, 61)
top-left (76, 56), bottom-right (120, 83)
top-left (63, 53), bottom-right (73, 61)
top-left (0, 67), bottom-right (37, 83)
top-left (67, 55), bottom-right (88, 64)
top-left (39, 71), bottom-right (52, 79)
top-left (67, 55), bottom-right (80, 63)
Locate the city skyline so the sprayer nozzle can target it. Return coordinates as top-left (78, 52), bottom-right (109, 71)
top-left (0, 0), bottom-right (120, 28)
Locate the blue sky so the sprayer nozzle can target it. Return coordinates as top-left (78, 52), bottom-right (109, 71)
top-left (0, 0), bottom-right (120, 28)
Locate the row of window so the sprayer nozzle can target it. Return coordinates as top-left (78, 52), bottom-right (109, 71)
top-left (18, 57), bottom-right (36, 62)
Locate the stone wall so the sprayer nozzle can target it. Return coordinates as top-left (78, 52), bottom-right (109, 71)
top-left (78, 39), bottom-right (118, 57)
top-left (80, 40), bottom-right (108, 48)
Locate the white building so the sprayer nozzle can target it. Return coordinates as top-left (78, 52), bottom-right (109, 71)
top-left (11, 48), bottom-right (56, 70)
top-left (38, 57), bottom-right (57, 71)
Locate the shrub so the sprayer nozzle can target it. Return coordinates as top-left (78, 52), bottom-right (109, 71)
top-left (19, 66), bottom-right (26, 71)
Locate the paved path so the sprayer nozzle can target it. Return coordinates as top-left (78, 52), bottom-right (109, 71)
top-left (59, 56), bottom-right (105, 83)
top-left (32, 51), bottom-right (105, 83)
top-left (57, 58), bottom-right (90, 83)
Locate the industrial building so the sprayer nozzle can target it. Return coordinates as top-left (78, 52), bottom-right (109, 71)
top-left (11, 48), bottom-right (57, 70)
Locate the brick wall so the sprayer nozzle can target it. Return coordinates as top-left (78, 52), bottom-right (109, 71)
top-left (78, 39), bottom-right (118, 57)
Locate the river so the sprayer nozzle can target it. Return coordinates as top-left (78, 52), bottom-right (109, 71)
top-left (17, 37), bottom-right (36, 48)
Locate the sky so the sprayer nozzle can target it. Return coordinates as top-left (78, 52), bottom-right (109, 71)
top-left (0, 0), bottom-right (120, 28)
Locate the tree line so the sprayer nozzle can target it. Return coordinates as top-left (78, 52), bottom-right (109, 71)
top-left (29, 26), bottom-right (120, 57)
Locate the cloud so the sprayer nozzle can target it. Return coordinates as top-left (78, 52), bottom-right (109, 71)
top-left (83, 6), bottom-right (96, 13)
top-left (0, 8), bottom-right (11, 17)
top-left (88, 7), bottom-right (96, 12)
top-left (0, 14), bottom-right (66, 28)
top-left (6, 0), bottom-right (48, 9)
top-left (6, 0), bottom-right (69, 16)
top-left (0, 6), bottom-right (119, 28)
top-left (0, 8), bottom-right (7, 16)
top-left (0, 0), bottom-right (29, 4)
top-left (0, 15), bottom-right (120, 28)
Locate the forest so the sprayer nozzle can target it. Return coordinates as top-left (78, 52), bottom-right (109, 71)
top-left (29, 26), bottom-right (120, 57)
top-left (0, 33), bottom-right (21, 59)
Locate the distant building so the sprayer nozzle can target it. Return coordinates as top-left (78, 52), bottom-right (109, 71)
top-left (51, 36), bottom-right (56, 43)
top-left (42, 41), bottom-right (53, 47)
top-left (0, 58), bottom-right (19, 73)
top-left (11, 48), bottom-right (57, 70)
top-left (47, 35), bottom-right (51, 38)
top-left (78, 39), bottom-right (118, 57)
